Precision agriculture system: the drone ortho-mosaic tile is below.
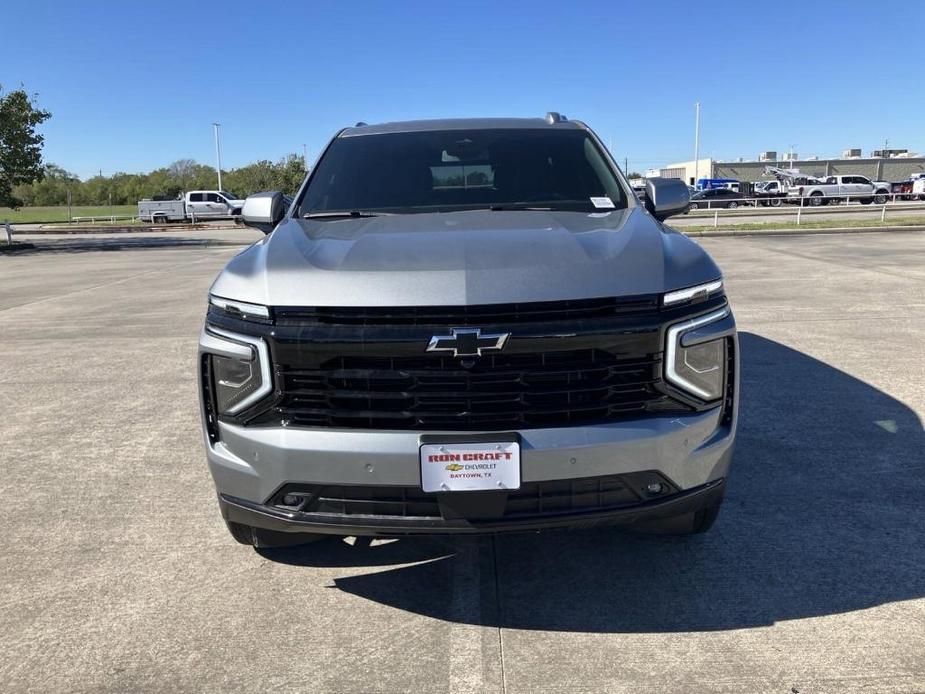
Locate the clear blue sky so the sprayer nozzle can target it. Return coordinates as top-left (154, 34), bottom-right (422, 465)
top-left (4, 0), bottom-right (923, 179)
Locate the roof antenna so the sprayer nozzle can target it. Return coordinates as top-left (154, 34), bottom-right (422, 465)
top-left (355, 121), bottom-right (368, 127)
top-left (545, 112), bottom-right (567, 124)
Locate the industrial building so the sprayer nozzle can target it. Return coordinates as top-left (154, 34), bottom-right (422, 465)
top-left (647, 150), bottom-right (925, 185)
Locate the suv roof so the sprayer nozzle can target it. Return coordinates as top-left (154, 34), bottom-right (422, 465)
top-left (342, 117), bottom-right (585, 137)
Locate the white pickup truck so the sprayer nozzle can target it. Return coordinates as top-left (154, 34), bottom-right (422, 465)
top-left (786, 175), bottom-right (891, 206)
top-left (913, 177), bottom-right (925, 200)
top-left (138, 190), bottom-right (244, 223)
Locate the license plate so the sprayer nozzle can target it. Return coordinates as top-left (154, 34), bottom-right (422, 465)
top-left (420, 441), bottom-right (521, 493)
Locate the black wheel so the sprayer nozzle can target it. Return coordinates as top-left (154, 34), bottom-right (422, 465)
top-left (873, 192), bottom-right (888, 205)
top-left (632, 503), bottom-right (722, 535)
top-left (689, 202), bottom-right (699, 210)
top-left (859, 197), bottom-right (872, 205)
top-left (727, 201), bottom-right (739, 209)
top-left (769, 197), bottom-right (782, 207)
top-left (225, 520), bottom-right (329, 548)
top-left (809, 193), bottom-right (824, 206)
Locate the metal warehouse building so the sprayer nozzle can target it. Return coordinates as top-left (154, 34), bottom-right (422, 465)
top-left (649, 155), bottom-right (925, 184)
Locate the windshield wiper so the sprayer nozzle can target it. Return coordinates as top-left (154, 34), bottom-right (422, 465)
top-left (488, 204), bottom-right (554, 211)
top-left (302, 210), bottom-right (390, 219)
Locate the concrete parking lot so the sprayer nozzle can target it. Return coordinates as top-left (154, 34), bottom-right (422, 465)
top-left (1, 228), bottom-right (923, 693)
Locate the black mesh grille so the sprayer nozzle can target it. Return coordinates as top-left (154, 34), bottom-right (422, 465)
top-left (210, 295), bottom-right (728, 431)
top-left (271, 348), bottom-right (674, 430)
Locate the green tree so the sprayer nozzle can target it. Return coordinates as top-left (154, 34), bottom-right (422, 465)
top-left (0, 86), bottom-right (52, 208)
top-left (11, 152), bottom-right (309, 206)
top-left (12, 163), bottom-right (78, 205)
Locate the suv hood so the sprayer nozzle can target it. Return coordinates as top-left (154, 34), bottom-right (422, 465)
top-left (211, 208), bottom-right (720, 307)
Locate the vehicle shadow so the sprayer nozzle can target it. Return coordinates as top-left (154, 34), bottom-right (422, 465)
top-left (260, 332), bottom-right (925, 633)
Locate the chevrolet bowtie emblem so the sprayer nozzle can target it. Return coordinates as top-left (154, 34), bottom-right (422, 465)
top-left (426, 328), bottom-right (511, 357)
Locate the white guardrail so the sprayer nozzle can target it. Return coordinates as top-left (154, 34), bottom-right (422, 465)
top-left (684, 192), bottom-right (925, 227)
top-left (71, 214), bottom-right (138, 223)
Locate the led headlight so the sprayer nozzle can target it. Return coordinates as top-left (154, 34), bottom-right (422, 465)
top-left (209, 294), bottom-right (271, 321)
top-left (663, 279), bottom-right (723, 306)
top-left (201, 326), bottom-right (272, 414)
top-left (665, 308), bottom-right (729, 400)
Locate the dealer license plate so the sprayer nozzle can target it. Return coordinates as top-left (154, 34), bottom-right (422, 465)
top-left (420, 441), bottom-right (521, 493)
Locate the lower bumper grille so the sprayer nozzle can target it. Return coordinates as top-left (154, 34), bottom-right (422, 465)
top-left (270, 472), bottom-right (680, 520)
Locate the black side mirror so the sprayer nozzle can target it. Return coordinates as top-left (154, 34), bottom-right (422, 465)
top-left (644, 178), bottom-right (691, 221)
top-left (241, 191), bottom-right (286, 234)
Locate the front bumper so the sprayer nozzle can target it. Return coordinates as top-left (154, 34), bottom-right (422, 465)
top-left (205, 402), bottom-right (735, 535)
top-left (219, 477), bottom-right (726, 536)
top-left (200, 301), bottom-right (738, 537)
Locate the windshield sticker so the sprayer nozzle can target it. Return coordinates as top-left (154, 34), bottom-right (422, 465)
top-left (590, 196), bottom-right (615, 209)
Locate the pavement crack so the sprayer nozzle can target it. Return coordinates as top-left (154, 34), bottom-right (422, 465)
top-left (491, 536), bottom-right (508, 694)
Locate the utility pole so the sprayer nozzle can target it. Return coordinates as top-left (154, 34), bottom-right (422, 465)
top-left (693, 102), bottom-right (701, 186)
top-left (212, 122), bottom-right (223, 190)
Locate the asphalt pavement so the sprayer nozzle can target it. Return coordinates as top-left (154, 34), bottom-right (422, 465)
top-left (1, 228), bottom-right (923, 693)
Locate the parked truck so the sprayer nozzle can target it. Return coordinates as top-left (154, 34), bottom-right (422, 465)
top-left (913, 178), bottom-right (925, 200)
top-left (138, 190), bottom-right (244, 223)
top-left (786, 175), bottom-right (891, 206)
top-left (752, 180), bottom-right (787, 206)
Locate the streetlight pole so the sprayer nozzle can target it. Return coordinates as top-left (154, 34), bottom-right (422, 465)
top-left (212, 122), bottom-right (223, 191)
top-left (693, 102), bottom-right (701, 187)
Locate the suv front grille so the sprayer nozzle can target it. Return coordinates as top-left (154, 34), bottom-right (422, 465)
top-left (270, 349), bottom-right (677, 430)
top-left (208, 294), bottom-right (727, 431)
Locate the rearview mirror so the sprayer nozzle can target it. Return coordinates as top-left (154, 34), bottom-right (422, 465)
top-left (242, 191), bottom-right (286, 234)
top-left (644, 178), bottom-right (690, 221)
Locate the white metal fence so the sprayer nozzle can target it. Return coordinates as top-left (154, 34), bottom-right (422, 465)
top-left (71, 214), bottom-right (138, 224)
top-left (683, 192), bottom-right (925, 227)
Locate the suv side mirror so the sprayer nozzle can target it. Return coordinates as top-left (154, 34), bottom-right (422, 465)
top-left (242, 191), bottom-right (286, 234)
top-left (644, 178), bottom-right (690, 221)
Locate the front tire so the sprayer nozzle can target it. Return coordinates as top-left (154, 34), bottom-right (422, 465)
top-left (809, 193), bottom-right (825, 206)
top-left (769, 197), bottom-right (782, 207)
top-left (689, 202), bottom-right (699, 210)
top-left (727, 201), bottom-right (739, 209)
top-left (225, 521), bottom-right (329, 548)
top-left (631, 503), bottom-right (722, 535)
top-left (873, 191), bottom-right (889, 204)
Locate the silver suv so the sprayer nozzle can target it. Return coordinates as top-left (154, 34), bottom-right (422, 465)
top-left (199, 114), bottom-right (737, 548)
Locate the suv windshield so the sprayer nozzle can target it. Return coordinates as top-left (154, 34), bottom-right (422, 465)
top-left (298, 128), bottom-right (628, 215)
